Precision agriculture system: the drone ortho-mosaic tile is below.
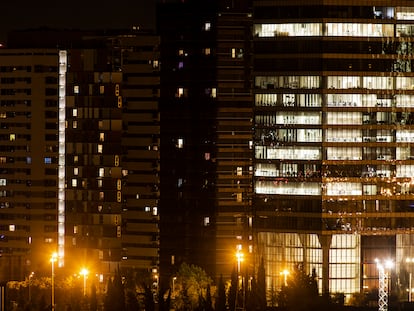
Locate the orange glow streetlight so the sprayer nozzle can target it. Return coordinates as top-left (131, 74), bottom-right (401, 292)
top-left (280, 269), bottom-right (290, 286)
top-left (50, 252), bottom-right (58, 311)
top-left (80, 268), bottom-right (89, 296)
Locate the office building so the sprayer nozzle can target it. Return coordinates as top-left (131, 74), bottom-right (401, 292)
top-left (253, 0), bottom-right (414, 299)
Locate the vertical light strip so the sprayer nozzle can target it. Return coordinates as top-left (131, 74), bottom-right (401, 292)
top-left (58, 50), bottom-right (67, 267)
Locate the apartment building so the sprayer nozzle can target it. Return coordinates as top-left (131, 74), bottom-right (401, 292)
top-left (0, 29), bottom-right (160, 281)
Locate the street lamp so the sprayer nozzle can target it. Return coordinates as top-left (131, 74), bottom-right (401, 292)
top-left (375, 258), bottom-right (394, 311)
top-left (50, 252), bottom-right (58, 311)
top-left (80, 268), bottom-right (89, 296)
top-left (28, 272), bottom-right (34, 303)
top-left (280, 269), bottom-right (290, 287)
top-left (406, 258), bottom-right (414, 302)
top-left (235, 250), bottom-right (244, 311)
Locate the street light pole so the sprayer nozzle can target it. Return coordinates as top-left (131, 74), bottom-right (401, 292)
top-left (406, 258), bottom-right (414, 302)
top-left (50, 253), bottom-right (58, 311)
top-left (235, 250), bottom-right (244, 311)
top-left (80, 268), bottom-right (89, 296)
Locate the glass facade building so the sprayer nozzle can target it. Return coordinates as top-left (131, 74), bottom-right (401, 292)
top-left (252, 1), bottom-right (414, 299)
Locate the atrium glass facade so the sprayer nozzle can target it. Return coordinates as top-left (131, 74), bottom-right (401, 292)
top-left (253, 1), bottom-right (414, 300)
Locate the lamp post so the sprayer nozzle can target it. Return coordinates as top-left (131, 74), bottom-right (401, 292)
top-left (375, 258), bottom-right (394, 311)
top-left (80, 268), bottom-right (89, 296)
top-left (235, 250), bottom-right (244, 311)
top-left (280, 269), bottom-right (289, 287)
top-left (406, 258), bottom-right (414, 302)
top-left (28, 272), bottom-right (34, 303)
top-left (50, 252), bottom-right (58, 311)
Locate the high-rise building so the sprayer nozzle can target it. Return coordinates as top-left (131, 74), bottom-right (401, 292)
top-left (252, 0), bottom-right (414, 299)
top-left (158, 0), bottom-right (414, 302)
top-left (0, 29), bottom-right (160, 281)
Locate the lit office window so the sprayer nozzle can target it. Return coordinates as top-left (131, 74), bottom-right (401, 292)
top-left (74, 85), bottom-right (79, 94)
top-left (177, 138), bottom-right (184, 149)
top-left (44, 157), bottom-right (52, 164)
top-left (152, 207), bottom-right (158, 216)
top-left (99, 85), bottom-right (105, 94)
top-left (9, 134), bottom-right (15, 141)
top-left (9, 224), bottom-right (15, 232)
top-left (72, 179), bottom-right (77, 187)
top-left (0, 179), bottom-right (6, 186)
top-left (203, 48), bottom-right (211, 55)
top-left (97, 180), bottom-right (103, 188)
top-left (237, 167), bottom-right (243, 176)
top-left (145, 206), bottom-right (151, 212)
top-left (73, 108), bottom-right (77, 117)
top-left (99, 132), bottom-right (105, 141)
top-left (211, 88), bottom-right (217, 98)
top-left (204, 217), bottom-right (210, 226)
top-left (74, 155), bottom-right (78, 163)
top-left (204, 22), bottom-right (211, 31)
top-left (73, 120), bottom-right (77, 129)
top-left (74, 226), bottom-right (78, 234)
top-left (0, 157), bottom-right (6, 163)
top-left (99, 168), bottom-right (104, 177)
top-left (98, 144), bottom-right (103, 153)
top-left (74, 168), bottom-right (78, 175)
top-left (177, 87), bottom-right (184, 97)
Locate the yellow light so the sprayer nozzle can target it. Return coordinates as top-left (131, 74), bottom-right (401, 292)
top-left (236, 251), bottom-right (244, 262)
top-left (50, 252), bottom-right (58, 263)
top-left (281, 269), bottom-right (290, 277)
top-left (80, 268), bottom-right (89, 276)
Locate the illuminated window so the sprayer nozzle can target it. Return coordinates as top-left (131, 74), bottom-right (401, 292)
top-left (99, 132), bottom-right (105, 142)
top-left (44, 157), bottom-right (52, 164)
top-left (203, 48), bottom-right (211, 55)
top-left (74, 155), bottom-right (78, 163)
top-left (45, 238), bottom-right (53, 243)
top-left (0, 157), bottom-right (6, 163)
top-left (28, 236), bottom-right (32, 244)
top-left (74, 225), bottom-right (78, 234)
top-left (204, 22), bottom-right (211, 31)
top-left (74, 167), bottom-right (78, 175)
top-left (98, 144), bottom-right (103, 153)
top-left (0, 179), bottom-right (6, 186)
top-left (152, 60), bottom-right (159, 68)
top-left (27, 157), bottom-right (31, 164)
top-left (9, 134), bottom-right (15, 141)
top-left (72, 179), bottom-right (77, 187)
top-left (73, 120), bottom-right (77, 129)
top-left (237, 167), bottom-right (243, 176)
top-left (145, 206), bottom-right (151, 212)
top-left (99, 192), bottom-right (104, 200)
top-left (178, 61), bottom-right (184, 69)
top-left (177, 87), bottom-right (184, 97)
top-left (99, 168), bottom-right (104, 177)
top-left (74, 85), bottom-right (79, 94)
top-left (178, 49), bottom-right (185, 56)
top-left (99, 85), bottom-right (105, 94)
top-left (152, 207), bottom-right (158, 216)
top-left (97, 180), bottom-right (103, 188)
top-left (205, 153), bottom-right (210, 160)
top-left (204, 217), bottom-right (210, 226)
top-left (0, 112), bottom-right (6, 118)
top-left (211, 88), bottom-right (217, 98)
top-left (73, 108), bottom-right (77, 117)
top-left (115, 155), bottom-right (120, 167)
top-left (9, 224), bottom-right (15, 232)
top-left (232, 48), bottom-right (236, 58)
top-left (177, 138), bottom-right (184, 149)
top-left (117, 179), bottom-right (122, 190)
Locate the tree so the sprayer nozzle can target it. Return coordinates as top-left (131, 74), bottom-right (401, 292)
top-left (277, 264), bottom-right (319, 311)
top-left (257, 258), bottom-right (266, 310)
top-left (173, 263), bottom-right (214, 311)
top-left (215, 275), bottom-right (226, 311)
top-left (228, 267), bottom-right (237, 311)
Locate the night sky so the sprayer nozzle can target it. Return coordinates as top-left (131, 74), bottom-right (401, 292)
top-left (0, 0), bottom-right (157, 43)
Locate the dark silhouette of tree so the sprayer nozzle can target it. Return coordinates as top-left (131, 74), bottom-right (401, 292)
top-left (143, 283), bottom-right (155, 311)
top-left (228, 267), bottom-right (237, 311)
top-left (215, 275), bottom-right (226, 311)
top-left (257, 258), bottom-right (266, 310)
top-left (126, 290), bottom-right (140, 311)
top-left (277, 264), bottom-right (319, 311)
top-left (104, 271), bottom-right (126, 311)
top-left (205, 284), bottom-right (213, 311)
top-left (89, 282), bottom-right (97, 311)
